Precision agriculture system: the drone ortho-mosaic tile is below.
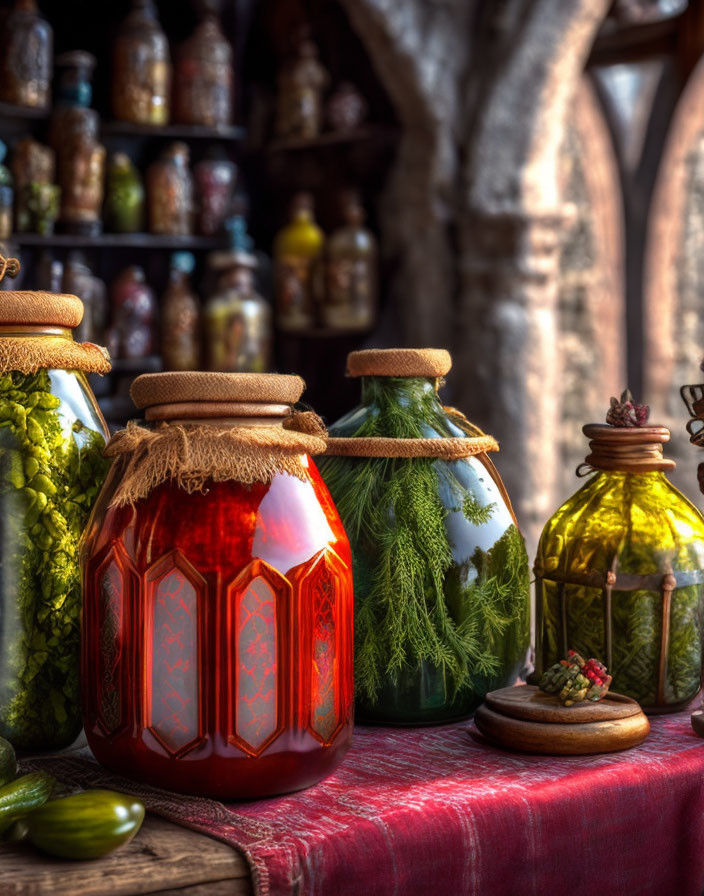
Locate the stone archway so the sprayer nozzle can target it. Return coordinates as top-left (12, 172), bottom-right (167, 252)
top-left (338, 0), bottom-right (615, 547)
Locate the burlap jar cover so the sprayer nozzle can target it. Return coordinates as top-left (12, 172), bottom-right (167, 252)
top-left (105, 371), bottom-right (328, 507)
top-left (0, 258), bottom-right (111, 375)
top-left (324, 348), bottom-right (500, 461)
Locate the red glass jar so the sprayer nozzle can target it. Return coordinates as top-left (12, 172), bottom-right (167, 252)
top-left (81, 373), bottom-right (354, 798)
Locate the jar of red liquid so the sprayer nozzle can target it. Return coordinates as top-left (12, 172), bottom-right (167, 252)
top-left (81, 372), bottom-right (354, 798)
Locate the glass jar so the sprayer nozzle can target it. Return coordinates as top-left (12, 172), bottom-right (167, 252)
top-left (205, 217), bottom-right (271, 372)
top-left (0, 0), bottom-right (52, 110)
top-left (273, 192), bottom-right (324, 332)
top-left (49, 51), bottom-right (97, 150)
top-left (81, 372), bottom-right (354, 797)
top-left (0, 141), bottom-right (13, 241)
top-left (147, 142), bottom-right (194, 236)
top-left (318, 349), bottom-right (530, 724)
top-left (63, 252), bottom-right (108, 346)
top-left (323, 191), bottom-right (376, 330)
top-left (535, 419), bottom-right (704, 713)
top-left (173, 15), bottom-right (233, 128)
top-left (11, 138), bottom-right (58, 236)
top-left (275, 35), bottom-right (328, 140)
top-left (104, 153), bottom-right (145, 234)
top-left (57, 123), bottom-right (106, 237)
top-left (193, 154), bottom-right (236, 237)
top-left (108, 265), bottom-right (157, 360)
top-left (113, 0), bottom-right (171, 125)
top-left (161, 251), bottom-right (200, 371)
top-left (0, 272), bottom-right (110, 750)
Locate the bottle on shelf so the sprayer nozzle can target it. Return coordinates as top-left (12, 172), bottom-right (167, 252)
top-left (36, 250), bottom-right (62, 293)
top-left (147, 142), bottom-right (195, 236)
top-left (325, 83), bottom-right (368, 133)
top-left (0, 0), bottom-right (52, 110)
top-left (0, 142), bottom-right (13, 241)
top-left (113, 0), bottom-right (171, 126)
top-left (63, 251), bottom-right (108, 346)
top-left (107, 265), bottom-right (158, 360)
top-left (275, 31), bottom-right (328, 141)
top-left (193, 149), bottom-right (237, 237)
top-left (273, 192), bottom-right (324, 332)
top-left (11, 138), bottom-right (59, 235)
top-left (104, 153), bottom-right (145, 234)
top-left (323, 190), bottom-right (377, 331)
top-left (51, 52), bottom-right (106, 237)
top-left (161, 251), bottom-right (201, 371)
top-left (205, 216), bottom-right (271, 372)
top-left (173, 11), bottom-right (234, 128)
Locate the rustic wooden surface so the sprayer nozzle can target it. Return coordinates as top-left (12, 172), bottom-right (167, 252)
top-left (0, 814), bottom-right (253, 896)
top-left (475, 686), bottom-right (650, 755)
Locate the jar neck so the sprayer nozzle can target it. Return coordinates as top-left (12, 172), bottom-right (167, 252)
top-left (581, 424), bottom-right (675, 475)
top-left (360, 375), bottom-right (442, 408)
top-left (0, 324), bottom-right (73, 340)
top-left (144, 401), bottom-right (290, 426)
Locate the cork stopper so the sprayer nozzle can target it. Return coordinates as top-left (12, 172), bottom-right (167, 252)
top-left (130, 371), bottom-right (306, 410)
top-left (346, 348), bottom-right (451, 378)
top-left (0, 291), bottom-right (84, 328)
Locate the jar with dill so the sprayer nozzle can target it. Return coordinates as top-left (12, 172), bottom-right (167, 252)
top-left (0, 256), bottom-right (111, 750)
top-left (534, 391), bottom-right (704, 713)
top-left (318, 348), bottom-right (530, 724)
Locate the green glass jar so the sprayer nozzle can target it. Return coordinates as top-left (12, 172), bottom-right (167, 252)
top-left (535, 420), bottom-right (704, 713)
top-left (0, 278), bottom-right (111, 750)
top-left (318, 349), bottom-right (530, 725)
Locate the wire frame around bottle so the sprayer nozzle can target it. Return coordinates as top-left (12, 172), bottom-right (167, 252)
top-left (534, 558), bottom-right (704, 712)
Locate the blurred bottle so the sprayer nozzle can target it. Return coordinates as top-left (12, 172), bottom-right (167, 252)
top-left (104, 153), bottom-right (145, 233)
top-left (205, 216), bottom-right (271, 372)
top-left (161, 251), bottom-right (201, 371)
top-left (273, 192), bottom-right (324, 332)
top-left (324, 190), bottom-right (377, 331)
top-left (113, 0), bottom-right (171, 125)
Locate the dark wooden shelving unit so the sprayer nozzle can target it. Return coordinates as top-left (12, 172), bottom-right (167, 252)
top-left (0, 0), bottom-right (401, 423)
top-left (13, 233), bottom-right (227, 250)
top-left (101, 121), bottom-right (246, 141)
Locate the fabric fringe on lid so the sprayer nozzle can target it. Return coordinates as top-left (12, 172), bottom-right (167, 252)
top-left (105, 412), bottom-right (328, 507)
top-left (0, 338), bottom-right (111, 375)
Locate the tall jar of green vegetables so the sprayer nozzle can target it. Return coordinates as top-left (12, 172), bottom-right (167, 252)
top-left (318, 349), bottom-right (530, 724)
top-left (535, 392), bottom-right (704, 713)
top-left (0, 261), bottom-right (110, 750)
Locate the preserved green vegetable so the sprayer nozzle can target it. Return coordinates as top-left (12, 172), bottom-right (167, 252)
top-left (0, 771), bottom-right (55, 833)
top-left (0, 369), bottom-right (109, 749)
top-left (22, 789), bottom-right (145, 859)
top-left (319, 369), bottom-right (530, 723)
top-left (0, 737), bottom-right (15, 786)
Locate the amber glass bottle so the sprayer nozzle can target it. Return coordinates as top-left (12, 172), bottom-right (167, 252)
top-left (535, 412), bottom-right (704, 712)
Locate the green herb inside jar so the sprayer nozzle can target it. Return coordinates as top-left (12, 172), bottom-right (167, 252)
top-left (0, 369), bottom-right (109, 750)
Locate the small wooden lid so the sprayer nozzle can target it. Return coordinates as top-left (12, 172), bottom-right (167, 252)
top-left (130, 372), bottom-right (305, 410)
top-left (346, 348), bottom-right (451, 378)
top-left (0, 291), bottom-right (84, 328)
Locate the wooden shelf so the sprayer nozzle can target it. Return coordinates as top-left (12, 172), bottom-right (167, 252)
top-left (0, 100), bottom-right (49, 122)
top-left (277, 325), bottom-right (372, 339)
top-left (101, 120), bottom-right (246, 141)
top-left (265, 124), bottom-right (398, 154)
top-left (13, 233), bottom-right (226, 250)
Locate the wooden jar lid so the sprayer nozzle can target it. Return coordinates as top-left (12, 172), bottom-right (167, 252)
top-left (474, 686), bottom-right (650, 755)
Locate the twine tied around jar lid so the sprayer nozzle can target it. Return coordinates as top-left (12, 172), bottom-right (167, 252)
top-left (105, 371), bottom-right (328, 507)
top-left (326, 348), bottom-right (499, 459)
top-left (0, 255), bottom-right (111, 374)
top-left (577, 391), bottom-right (675, 475)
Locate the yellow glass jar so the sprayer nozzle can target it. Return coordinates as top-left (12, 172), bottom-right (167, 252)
top-left (535, 422), bottom-right (704, 712)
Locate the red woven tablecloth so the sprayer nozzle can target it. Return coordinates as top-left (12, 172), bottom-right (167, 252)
top-left (26, 713), bottom-right (704, 896)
